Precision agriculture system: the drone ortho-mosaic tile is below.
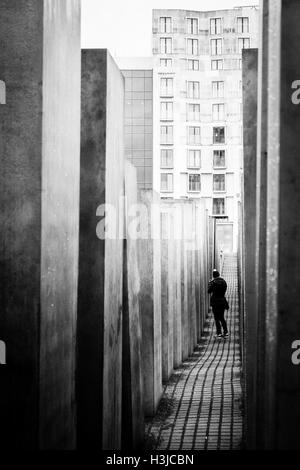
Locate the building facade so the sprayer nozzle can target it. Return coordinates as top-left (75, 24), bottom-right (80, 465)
top-left (118, 58), bottom-right (154, 190)
top-left (152, 7), bottom-right (259, 249)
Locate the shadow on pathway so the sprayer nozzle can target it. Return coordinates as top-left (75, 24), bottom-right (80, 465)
top-left (144, 254), bottom-right (244, 451)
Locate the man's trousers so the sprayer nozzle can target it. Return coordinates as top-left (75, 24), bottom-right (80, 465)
top-left (212, 308), bottom-right (228, 335)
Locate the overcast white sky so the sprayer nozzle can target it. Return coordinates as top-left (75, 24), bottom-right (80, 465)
top-left (81, 0), bottom-right (259, 58)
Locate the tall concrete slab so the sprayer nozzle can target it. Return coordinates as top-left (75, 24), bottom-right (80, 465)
top-left (161, 209), bottom-right (174, 381)
top-left (0, 0), bottom-right (81, 449)
top-left (137, 190), bottom-right (162, 416)
top-left (196, 201), bottom-right (210, 339)
top-left (122, 162), bottom-right (144, 450)
top-left (77, 49), bottom-right (124, 450)
top-left (173, 236), bottom-right (182, 369)
top-left (242, 48), bottom-right (258, 449)
top-left (237, 196), bottom-right (245, 368)
top-left (194, 205), bottom-right (202, 342)
top-left (243, 0), bottom-right (300, 449)
top-left (187, 246), bottom-right (197, 354)
top-left (160, 201), bottom-right (182, 369)
top-left (264, 0), bottom-right (300, 449)
top-left (181, 204), bottom-right (190, 361)
top-left (161, 211), bottom-right (170, 380)
top-left (185, 204), bottom-right (197, 355)
top-left (254, 0), bottom-right (269, 450)
top-left (102, 51), bottom-right (125, 451)
top-left (208, 216), bottom-right (216, 275)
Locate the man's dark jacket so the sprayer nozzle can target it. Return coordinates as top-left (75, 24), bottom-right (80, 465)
top-left (208, 277), bottom-right (229, 310)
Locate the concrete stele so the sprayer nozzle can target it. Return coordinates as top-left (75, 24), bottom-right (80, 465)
top-left (0, 0), bottom-right (81, 449)
top-left (77, 49), bottom-right (124, 450)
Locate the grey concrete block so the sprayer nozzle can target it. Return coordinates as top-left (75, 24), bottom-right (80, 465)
top-left (77, 49), bottom-right (124, 450)
top-left (242, 47), bottom-right (258, 449)
top-left (0, 0), bottom-right (81, 449)
top-left (137, 190), bottom-right (162, 417)
top-left (122, 161), bottom-right (144, 449)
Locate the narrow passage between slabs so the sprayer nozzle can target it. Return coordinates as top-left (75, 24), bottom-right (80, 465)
top-left (145, 254), bottom-right (243, 451)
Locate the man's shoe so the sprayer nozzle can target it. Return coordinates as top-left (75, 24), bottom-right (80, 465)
top-left (223, 333), bottom-right (229, 338)
top-left (215, 334), bottom-right (223, 339)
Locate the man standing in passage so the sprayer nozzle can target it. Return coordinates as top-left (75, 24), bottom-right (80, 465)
top-left (208, 269), bottom-right (229, 339)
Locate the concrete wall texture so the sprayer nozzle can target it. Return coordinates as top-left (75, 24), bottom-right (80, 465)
top-left (161, 209), bottom-right (175, 380)
top-left (137, 189), bottom-right (163, 416)
top-left (122, 162), bottom-right (144, 450)
top-left (0, 0), bottom-right (81, 449)
top-left (242, 0), bottom-right (300, 450)
top-left (77, 48), bottom-right (107, 449)
top-left (242, 48), bottom-right (258, 449)
top-left (102, 51), bottom-right (125, 450)
top-left (77, 49), bottom-right (125, 450)
top-left (160, 200), bottom-right (211, 376)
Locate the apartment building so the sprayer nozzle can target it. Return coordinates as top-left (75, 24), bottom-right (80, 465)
top-left (116, 57), bottom-right (154, 190)
top-left (152, 7), bottom-right (259, 249)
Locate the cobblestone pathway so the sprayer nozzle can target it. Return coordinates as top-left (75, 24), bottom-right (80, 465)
top-left (145, 254), bottom-right (243, 450)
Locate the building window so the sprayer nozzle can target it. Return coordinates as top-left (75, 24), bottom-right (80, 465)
top-left (188, 126), bottom-right (201, 145)
top-left (187, 81), bottom-right (200, 99)
top-left (213, 198), bottom-right (225, 215)
top-left (160, 58), bottom-right (172, 67)
top-left (161, 102), bottom-right (173, 120)
top-left (187, 38), bottom-right (199, 55)
top-left (213, 150), bottom-right (226, 168)
top-left (161, 173), bottom-right (173, 192)
top-left (188, 59), bottom-right (199, 70)
top-left (160, 37), bottom-right (172, 54)
top-left (160, 125), bottom-right (173, 144)
top-left (188, 174), bottom-right (201, 192)
top-left (212, 81), bottom-right (224, 98)
top-left (187, 150), bottom-right (201, 168)
top-left (212, 103), bottom-right (225, 121)
top-left (160, 17), bottom-right (172, 33)
top-left (213, 174), bottom-right (226, 191)
top-left (160, 78), bottom-right (173, 96)
top-left (224, 58), bottom-right (240, 70)
top-left (211, 38), bottom-right (222, 55)
top-left (161, 149), bottom-right (173, 168)
top-left (211, 59), bottom-right (223, 70)
top-left (238, 37), bottom-right (250, 53)
top-left (237, 17), bottom-right (249, 33)
top-left (187, 18), bottom-right (198, 34)
top-left (187, 103), bottom-right (200, 121)
top-left (210, 18), bottom-right (222, 35)
top-left (213, 127), bottom-right (225, 144)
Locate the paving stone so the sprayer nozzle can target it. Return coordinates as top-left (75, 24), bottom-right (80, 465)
top-left (144, 255), bottom-right (243, 451)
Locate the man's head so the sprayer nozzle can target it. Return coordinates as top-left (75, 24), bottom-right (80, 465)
top-left (213, 269), bottom-right (220, 278)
